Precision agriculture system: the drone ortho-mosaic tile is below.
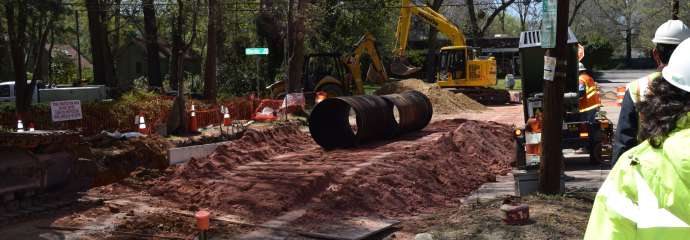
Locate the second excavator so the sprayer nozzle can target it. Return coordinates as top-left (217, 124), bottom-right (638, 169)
top-left (393, 0), bottom-right (510, 104)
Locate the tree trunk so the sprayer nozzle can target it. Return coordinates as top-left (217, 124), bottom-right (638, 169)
top-left (143, 0), bottom-right (163, 89)
top-left (465, 0), bottom-right (481, 38)
top-left (424, 0), bottom-right (444, 83)
top-left (5, 1), bottom-right (30, 114)
top-left (85, 0), bottom-right (116, 90)
top-left (625, 28), bottom-right (632, 63)
top-left (256, 0), bottom-right (284, 85)
top-left (203, 0), bottom-right (218, 101)
top-left (286, 0), bottom-right (308, 93)
top-left (672, 0), bottom-right (679, 20)
top-left (465, 0), bottom-right (516, 38)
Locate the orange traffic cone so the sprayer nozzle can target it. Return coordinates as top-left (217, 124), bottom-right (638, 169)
top-left (222, 106), bottom-right (231, 126)
top-left (189, 105), bottom-right (198, 132)
top-left (138, 114), bottom-right (147, 134)
top-left (616, 86), bottom-right (626, 107)
top-left (16, 119), bottom-right (24, 132)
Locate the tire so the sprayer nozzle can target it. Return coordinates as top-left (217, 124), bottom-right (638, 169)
top-left (589, 141), bottom-right (603, 165)
top-left (317, 84), bottom-right (345, 98)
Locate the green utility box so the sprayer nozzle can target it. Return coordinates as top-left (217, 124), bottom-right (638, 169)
top-left (518, 30), bottom-right (579, 122)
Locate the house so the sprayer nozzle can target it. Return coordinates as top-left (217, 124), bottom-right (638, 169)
top-left (114, 38), bottom-right (202, 85)
top-left (0, 39), bottom-right (92, 82)
top-left (468, 36), bottom-right (521, 78)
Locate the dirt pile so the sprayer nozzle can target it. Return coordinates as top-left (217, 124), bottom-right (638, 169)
top-left (375, 79), bottom-right (487, 114)
top-left (141, 119), bottom-right (513, 222)
top-left (149, 123), bottom-right (317, 218)
top-left (306, 120), bottom-right (514, 218)
top-left (88, 136), bottom-right (172, 187)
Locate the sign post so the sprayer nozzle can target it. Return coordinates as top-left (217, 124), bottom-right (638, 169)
top-left (244, 48), bottom-right (269, 97)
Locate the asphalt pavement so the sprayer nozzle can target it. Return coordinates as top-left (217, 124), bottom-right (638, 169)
top-left (595, 69), bottom-right (655, 125)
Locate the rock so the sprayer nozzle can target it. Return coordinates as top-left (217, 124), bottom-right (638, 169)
top-left (415, 232), bottom-right (434, 240)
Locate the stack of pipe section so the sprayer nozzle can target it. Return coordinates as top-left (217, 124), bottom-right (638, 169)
top-left (308, 90), bottom-right (433, 149)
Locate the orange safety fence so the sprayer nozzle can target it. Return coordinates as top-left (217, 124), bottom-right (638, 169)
top-left (0, 95), bottom-right (264, 135)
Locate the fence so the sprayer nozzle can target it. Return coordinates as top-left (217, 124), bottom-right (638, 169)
top-left (0, 95), bottom-right (261, 135)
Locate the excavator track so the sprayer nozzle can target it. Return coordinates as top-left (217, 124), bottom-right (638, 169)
top-left (451, 87), bottom-right (511, 105)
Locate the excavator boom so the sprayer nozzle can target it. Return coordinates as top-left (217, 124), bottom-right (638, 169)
top-left (395, 0), bottom-right (466, 57)
top-left (343, 32), bottom-right (389, 95)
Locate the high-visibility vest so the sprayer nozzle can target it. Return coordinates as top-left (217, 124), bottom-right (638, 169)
top-left (579, 73), bottom-right (602, 112)
top-left (628, 72), bottom-right (662, 105)
top-left (584, 112), bottom-right (690, 240)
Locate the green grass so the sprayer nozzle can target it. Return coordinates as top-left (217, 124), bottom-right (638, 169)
top-left (363, 83), bottom-right (382, 95)
top-left (493, 78), bottom-right (522, 90)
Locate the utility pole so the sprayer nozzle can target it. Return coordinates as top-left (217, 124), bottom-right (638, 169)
top-left (539, 0), bottom-right (569, 194)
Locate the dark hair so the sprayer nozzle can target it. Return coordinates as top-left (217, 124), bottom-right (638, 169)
top-left (638, 78), bottom-right (690, 148)
top-left (655, 44), bottom-right (678, 64)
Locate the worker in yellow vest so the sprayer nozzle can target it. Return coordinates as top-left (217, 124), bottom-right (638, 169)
top-left (577, 63), bottom-right (602, 162)
top-left (584, 37), bottom-right (690, 240)
top-left (611, 20), bottom-right (690, 165)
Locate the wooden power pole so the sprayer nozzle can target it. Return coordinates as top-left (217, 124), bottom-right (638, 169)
top-left (539, 0), bottom-right (570, 194)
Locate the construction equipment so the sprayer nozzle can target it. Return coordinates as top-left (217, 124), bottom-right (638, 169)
top-left (268, 33), bottom-right (388, 100)
top-left (514, 30), bottom-right (613, 167)
top-left (393, 0), bottom-right (509, 104)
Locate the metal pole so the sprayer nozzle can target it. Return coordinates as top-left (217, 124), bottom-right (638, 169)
top-left (539, 0), bottom-right (569, 194)
top-left (75, 10), bottom-right (83, 84)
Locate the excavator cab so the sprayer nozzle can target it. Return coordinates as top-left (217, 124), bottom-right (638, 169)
top-left (436, 46), bottom-right (497, 88)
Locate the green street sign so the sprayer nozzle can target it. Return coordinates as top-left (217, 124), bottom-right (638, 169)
top-left (541, 0), bottom-right (557, 48)
top-left (245, 48), bottom-right (269, 55)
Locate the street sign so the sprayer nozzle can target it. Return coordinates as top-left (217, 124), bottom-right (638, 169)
top-left (541, 0), bottom-right (557, 48)
top-left (245, 48), bottom-right (269, 55)
top-left (50, 100), bottom-right (83, 122)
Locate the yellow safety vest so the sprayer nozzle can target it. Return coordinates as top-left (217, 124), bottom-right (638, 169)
top-left (627, 72), bottom-right (661, 105)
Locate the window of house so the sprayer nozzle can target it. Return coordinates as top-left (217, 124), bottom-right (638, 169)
top-left (0, 85), bottom-right (10, 97)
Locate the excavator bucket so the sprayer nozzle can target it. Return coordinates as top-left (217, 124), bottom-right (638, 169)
top-left (366, 64), bottom-right (386, 83)
top-left (390, 57), bottom-right (422, 76)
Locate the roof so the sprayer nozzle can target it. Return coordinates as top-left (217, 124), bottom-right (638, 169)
top-left (46, 44), bottom-right (93, 69)
top-left (519, 29), bottom-right (579, 48)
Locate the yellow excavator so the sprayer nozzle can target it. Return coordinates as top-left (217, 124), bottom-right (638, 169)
top-left (268, 32), bottom-right (388, 99)
top-left (393, 0), bottom-right (509, 104)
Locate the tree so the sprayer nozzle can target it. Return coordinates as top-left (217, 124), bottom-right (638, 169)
top-left (256, 0), bottom-right (284, 86)
top-left (142, 0), bottom-right (162, 89)
top-left (85, 0), bottom-right (117, 91)
top-left (594, 0), bottom-right (662, 62)
top-left (511, 0), bottom-right (540, 31)
top-left (286, 0), bottom-right (309, 93)
top-left (569, 0), bottom-right (588, 26)
top-left (464, 0), bottom-right (516, 38)
top-left (4, 0), bottom-right (59, 115)
top-left (424, 0), bottom-right (444, 83)
top-left (203, 0), bottom-right (219, 101)
top-left (166, 0), bottom-right (200, 134)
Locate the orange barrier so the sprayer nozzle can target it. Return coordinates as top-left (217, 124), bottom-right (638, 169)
top-left (616, 86), bottom-right (626, 107)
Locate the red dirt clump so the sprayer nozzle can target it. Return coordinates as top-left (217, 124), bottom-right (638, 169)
top-left (304, 120), bottom-right (514, 219)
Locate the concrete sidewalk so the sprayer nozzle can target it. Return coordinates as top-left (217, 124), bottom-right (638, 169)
top-left (463, 157), bottom-right (610, 202)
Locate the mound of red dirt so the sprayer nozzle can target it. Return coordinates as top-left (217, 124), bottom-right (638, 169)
top-left (146, 119), bottom-right (514, 222)
top-left (305, 120), bottom-right (514, 219)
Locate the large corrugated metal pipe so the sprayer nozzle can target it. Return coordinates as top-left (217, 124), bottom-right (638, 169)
top-left (308, 90), bottom-right (432, 149)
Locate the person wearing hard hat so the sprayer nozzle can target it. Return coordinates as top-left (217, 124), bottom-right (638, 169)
top-left (611, 20), bottom-right (690, 165)
top-left (584, 37), bottom-right (690, 240)
top-left (577, 62), bottom-right (602, 162)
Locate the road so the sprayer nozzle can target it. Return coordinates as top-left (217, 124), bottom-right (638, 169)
top-left (595, 69), bottom-right (654, 125)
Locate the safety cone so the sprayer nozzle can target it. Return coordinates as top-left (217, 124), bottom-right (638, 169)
top-left (16, 119), bottom-right (24, 132)
top-left (616, 86), bottom-right (626, 107)
top-left (189, 105), bottom-right (198, 132)
top-left (223, 106), bottom-right (231, 126)
top-left (138, 114), bottom-right (147, 134)
top-left (28, 122), bottom-right (35, 132)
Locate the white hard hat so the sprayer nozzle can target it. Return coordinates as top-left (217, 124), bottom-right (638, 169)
top-left (661, 38), bottom-right (690, 93)
top-left (578, 62), bottom-right (586, 71)
top-left (652, 20), bottom-right (690, 45)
